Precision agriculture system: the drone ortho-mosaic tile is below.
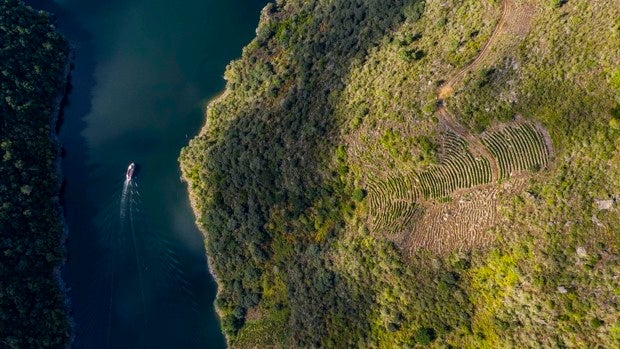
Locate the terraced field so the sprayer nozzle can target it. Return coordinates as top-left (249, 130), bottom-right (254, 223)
top-left (403, 184), bottom-right (499, 254)
top-left (481, 122), bottom-right (551, 179)
top-left (367, 176), bottom-right (420, 234)
top-left (364, 0), bottom-right (555, 253)
top-left (418, 130), bottom-right (493, 199)
top-left (366, 121), bottom-right (551, 252)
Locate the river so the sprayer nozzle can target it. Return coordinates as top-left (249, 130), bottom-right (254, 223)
top-left (24, 0), bottom-right (265, 347)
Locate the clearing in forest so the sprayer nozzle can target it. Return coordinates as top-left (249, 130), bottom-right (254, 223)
top-left (366, 121), bottom-right (551, 253)
top-left (366, 0), bottom-right (548, 253)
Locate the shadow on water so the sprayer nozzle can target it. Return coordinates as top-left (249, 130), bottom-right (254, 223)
top-left (26, 0), bottom-right (267, 348)
top-left (24, 0), bottom-right (106, 345)
top-left (24, 1), bottom-right (117, 347)
top-left (26, 1), bottom-right (281, 348)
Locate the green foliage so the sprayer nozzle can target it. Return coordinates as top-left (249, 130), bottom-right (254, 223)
top-left (398, 47), bottom-right (425, 62)
top-left (414, 327), bottom-right (437, 345)
top-left (181, 0), bottom-right (620, 347)
top-left (0, 0), bottom-right (71, 347)
top-left (414, 135), bottom-right (438, 164)
top-left (610, 69), bottom-right (620, 93)
top-left (452, 59), bottom-right (516, 132)
top-left (611, 106), bottom-right (620, 130)
top-left (180, 0), bottom-right (423, 346)
top-left (550, 0), bottom-right (568, 8)
top-left (402, 1), bottom-right (425, 22)
top-left (379, 128), bottom-right (414, 163)
top-left (351, 188), bottom-right (365, 202)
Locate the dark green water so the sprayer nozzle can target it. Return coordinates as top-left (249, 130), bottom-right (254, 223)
top-left (25, 0), bottom-right (265, 347)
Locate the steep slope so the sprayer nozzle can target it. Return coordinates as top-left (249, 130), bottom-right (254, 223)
top-left (181, 0), bottom-right (620, 347)
top-left (0, 0), bottom-right (72, 347)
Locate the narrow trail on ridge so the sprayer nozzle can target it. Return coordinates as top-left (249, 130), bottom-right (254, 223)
top-left (437, 0), bottom-right (510, 100)
top-left (435, 0), bottom-right (512, 181)
top-left (437, 106), bottom-right (500, 181)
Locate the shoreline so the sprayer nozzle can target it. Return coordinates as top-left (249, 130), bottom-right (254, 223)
top-left (182, 169), bottom-right (230, 347)
top-left (182, 13), bottom-right (269, 347)
top-left (49, 48), bottom-right (75, 349)
top-left (182, 84), bottom-right (235, 346)
top-left (199, 88), bottom-right (231, 136)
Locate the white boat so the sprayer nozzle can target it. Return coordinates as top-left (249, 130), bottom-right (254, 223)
top-left (126, 162), bottom-right (135, 180)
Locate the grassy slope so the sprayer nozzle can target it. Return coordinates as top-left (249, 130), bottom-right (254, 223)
top-left (181, 0), bottom-right (620, 347)
top-left (0, 0), bottom-right (71, 347)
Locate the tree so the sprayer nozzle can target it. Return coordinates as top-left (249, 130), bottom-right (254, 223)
top-left (414, 327), bottom-right (437, 345)
top-left (352, 188), bottom-right (366, 202)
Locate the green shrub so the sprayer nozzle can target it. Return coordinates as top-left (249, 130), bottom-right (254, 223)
top-left (352, 188), bottom-right (366, 202)
top-left (550, 0), bottom-right (568, 8)
top-left (414, 327), bottom-right (437, 345)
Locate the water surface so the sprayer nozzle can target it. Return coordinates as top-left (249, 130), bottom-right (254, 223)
top-left (25, 0), bottom-right (265, 347)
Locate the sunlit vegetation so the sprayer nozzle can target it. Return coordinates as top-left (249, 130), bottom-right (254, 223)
top-left (181, 0), bottom-right (620, 347)
top-left (481, 123), bottom-right (550, 178)
top-left (0, 0), bottom-right (71, 347)
top-left (416, 134), bottom-right (491, 199)
top-left (367, 175), bottom-right (420, 235)
top-left (366, 123), bottom-right (549, 237)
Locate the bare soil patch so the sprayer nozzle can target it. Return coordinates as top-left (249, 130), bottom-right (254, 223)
top-left (412, 177), bottom-right (526, 254)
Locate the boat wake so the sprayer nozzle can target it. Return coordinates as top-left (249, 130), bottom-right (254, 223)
top-left (73, 166), bottom-right (203, 349)
top-left (113, 178), bottom-right (147, 347)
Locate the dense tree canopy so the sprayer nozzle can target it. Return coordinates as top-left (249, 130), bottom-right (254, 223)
top-left (0, 0), bottom-right (71, 347)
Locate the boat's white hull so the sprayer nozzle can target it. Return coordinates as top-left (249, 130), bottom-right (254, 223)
top-left (126, 163), bottom-right (135, 180)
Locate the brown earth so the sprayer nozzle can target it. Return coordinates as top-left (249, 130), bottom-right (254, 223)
top-left (366, 0), bottom-right (546, 254)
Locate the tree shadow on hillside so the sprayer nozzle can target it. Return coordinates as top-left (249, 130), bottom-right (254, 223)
top-left (190, 0), bottom-right (424, 345)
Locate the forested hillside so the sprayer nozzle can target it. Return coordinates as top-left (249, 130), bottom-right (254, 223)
top-left (180, 0), bottom-right (620, 347)
top-left (0, 0), bottom-right (71, 347)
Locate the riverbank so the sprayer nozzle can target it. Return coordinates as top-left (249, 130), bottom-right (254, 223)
top-left (181, 165), bottom-right (229, 346)
top-left (50, 51), bottom-right (75, 349)
top-left (25, 0), bottom-right (267, 345)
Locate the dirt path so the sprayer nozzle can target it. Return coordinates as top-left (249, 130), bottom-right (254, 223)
top-left (437, 106), bottom-right (500, 181)
top-left (437, 0), bottom-right (510, 100)
top-left (435, 0), bottom-right (512, 181)
top-left (380, 0), bottom-right (544, 254)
